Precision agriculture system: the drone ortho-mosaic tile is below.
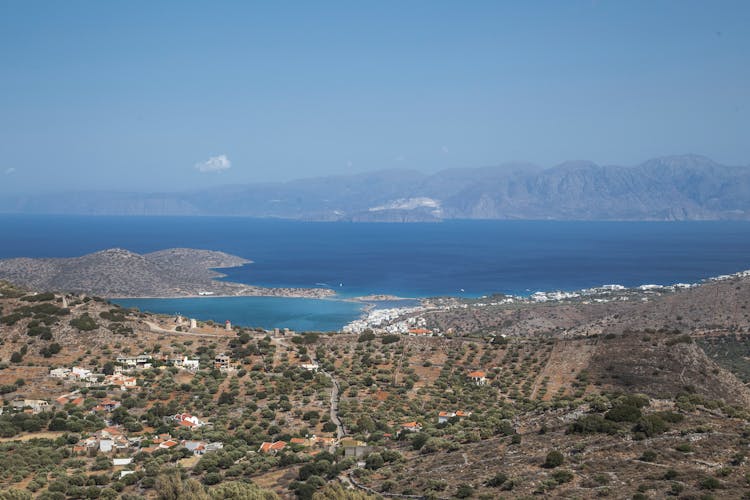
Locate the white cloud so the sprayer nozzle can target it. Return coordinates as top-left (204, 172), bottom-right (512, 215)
top-left (194, 154), bottom-right (231, 173)
top-left (4, 168), bottom-right (15, 175)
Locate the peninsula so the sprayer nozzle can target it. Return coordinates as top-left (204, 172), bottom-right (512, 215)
top-left (0, 247), bottom-right (334, 299)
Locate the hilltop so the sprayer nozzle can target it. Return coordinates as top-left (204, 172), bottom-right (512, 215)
top-left (0, 248), bottom-right (333, 298)
top-left (1, 272), bottom-right (750, 498)
top-left (2, 155), bottom-right (750, 221)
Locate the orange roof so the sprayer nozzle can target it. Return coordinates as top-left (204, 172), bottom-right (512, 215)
top-left (402, 421), bottom-right (420, 428)
top-left (71, 397), bottom-right (84, 405)
top-left (409, 328), bottom-right (431, 335)
top-left (468, 371), bottom-right (486, 378)
top-left (290, 438), bottom-right (307, 444)
top-left (259, 441), bottom-right (287, 453)
top-left (438, 411), bottom-right (454, 417)
top-left (178, 420), bottom-right (195, 427)
top-left (456, 410), bottom-right (471, 417)
top-left (161, 440), bottom-right (178, 448)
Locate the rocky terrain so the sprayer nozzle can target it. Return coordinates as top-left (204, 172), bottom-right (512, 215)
top-left (0, 248), bottom-right (334, 298)
top-left (0, 272), bottom-right (750, 498)
top-left (3, 154), bottom-right (750, 221)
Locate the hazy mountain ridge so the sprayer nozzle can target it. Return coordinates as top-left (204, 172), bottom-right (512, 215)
top-left (3, 154), bottom-right (749, 220)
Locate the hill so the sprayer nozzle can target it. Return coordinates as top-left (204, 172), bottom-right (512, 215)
top-left (0, 248), bottom-right (332, 298)
top-left (2, 154), bottom-right (750, 221)
top-left (1, 272), bottom-right (750, 497)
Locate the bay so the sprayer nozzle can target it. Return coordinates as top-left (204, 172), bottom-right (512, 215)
top-left (2, 215), bottom-right (750, 330)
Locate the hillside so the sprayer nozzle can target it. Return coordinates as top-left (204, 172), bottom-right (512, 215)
top-left (1, 274), bottom-right (750, 498)
top-left (2, 154), bottom-right (750, 221)
top-left (0, 248), bottom-right (333, 298)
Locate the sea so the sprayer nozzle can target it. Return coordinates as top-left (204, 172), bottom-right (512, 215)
top-left (1, 215), bottom-right (749, 331)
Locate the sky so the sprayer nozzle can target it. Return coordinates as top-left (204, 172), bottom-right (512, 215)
top-left (1, 0), bottom-right (748, 193)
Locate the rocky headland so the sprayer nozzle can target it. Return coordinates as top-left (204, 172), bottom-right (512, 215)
top-left (0, 247), bottom-right (334, 299)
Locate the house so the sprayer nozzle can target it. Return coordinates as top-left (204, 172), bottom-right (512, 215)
top-left (290, 437), bottom-right (311, 447)
top-left (173, 413), bottom-right (206, 428)
top-left (183, 440), bottom-right (223, 455)
top-left (159, 439), bottom-right (179, 449)
top-left (50, 368), bottom-right (71, 378)
top-left (11, 399), bottom-right (49, 414)
top-left (183, 440), bottom-right (208, 455)
top-left (438, 411), bottom-right (456, 424)
top-left (93, 399), bottom-right (121, 412)
top-left (97, 427), bottom-right (123, 439)
top-left (258, 441), bottom-right (287, 454)
top-left (105, 374), bottom-right (137, 389)
top-left (99, 439), bottom-right (113, 453)
top-left (438, 410), bottom-right (472, 424)
top-left (70, 366), bottom-right (98, 383)
top-left (312, 436), bottom-right (335, 448)
top-left (113, 457), bottom-right (133, 466)
top-left (214, 353), bottom-right (231, 371)
top-left (341, 439), bottom-right (372, 459)
top-left (171, 356), bottom-right (200, 371)
top-left (468, 370), bottom-right (487, 386)
top-left (300, 362), bottom-right (319, 372)
top-left (401, 421), bottom-right (422, 433)
top-left (116, 354), bottom-right (152, 369)
top-left (408, 328), bottom-right (432, 336)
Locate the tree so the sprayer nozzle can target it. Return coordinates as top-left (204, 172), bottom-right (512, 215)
top-left (365, 452), bottom-right (384, 470)
top-left (312, 483), bottom-right (377, 499)
top-left (9, 352), bottom-right (22, 364)
top-left (154, 473), bottom-right (208, 500)
top-left (208, 482), bottom-right (279, 500)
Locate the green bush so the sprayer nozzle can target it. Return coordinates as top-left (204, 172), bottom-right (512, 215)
top-left (552, 470), bottom-right (574, 484)
top-left (543, 450), bottom-right (564, 468)
top-left (568, 414), bottom-right (618, 435)
top-left (605, 403), bottom-right (642, 423)
top-left (70, 314), bottom-right (98, 331)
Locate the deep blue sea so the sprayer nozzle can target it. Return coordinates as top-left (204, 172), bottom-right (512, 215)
top-left (1, 215), bottom-right (749, 330)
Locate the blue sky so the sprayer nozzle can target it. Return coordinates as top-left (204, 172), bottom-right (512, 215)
top-left (1, 1), bottom-right (748, 193)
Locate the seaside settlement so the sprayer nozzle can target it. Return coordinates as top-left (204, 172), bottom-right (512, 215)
top-left (2, 272), bottom-right (750, 498)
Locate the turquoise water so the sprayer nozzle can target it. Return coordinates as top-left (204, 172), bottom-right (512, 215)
top-left (2, 216), bottom-right (750, 330)
top-left (112, 296), bottom-right (365, 332)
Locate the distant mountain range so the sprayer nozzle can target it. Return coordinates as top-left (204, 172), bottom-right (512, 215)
top-left (3, 154), bottom-right (750, 221)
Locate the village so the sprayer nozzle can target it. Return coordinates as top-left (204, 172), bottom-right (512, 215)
top-left (0, 304), bottom-right (491, 496)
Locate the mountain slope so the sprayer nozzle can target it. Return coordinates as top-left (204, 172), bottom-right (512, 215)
top-left (2, 154), bottom-right (749, 220)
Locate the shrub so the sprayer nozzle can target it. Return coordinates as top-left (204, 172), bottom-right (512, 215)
top-left (605, 403), bottom-right (642, 423)
top-left (639, 450), bottom-right (657, 462)
top-left (70, 314), bottom-right (98, 331)
top-left (381, 334), bottom-right (401, 345)
top-left (357, 330), bottom-right (376, 342)
top-left (543, 450), bottom-right (564, 468)
top-left (699, 476), bottom-right (721, 490)
top-left (455, 484), bottom-right (474, 498)
top-left (552, 470), bottom-right (574, 484)
top-left (666, 335), bottom-right (693, 346)
top-left (486, 473), bottom-right (508, 487)
top-left (568, 414), bottom-right (618, 435)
